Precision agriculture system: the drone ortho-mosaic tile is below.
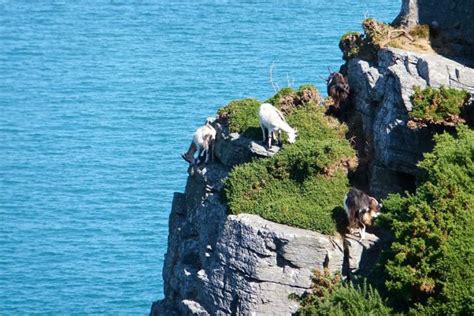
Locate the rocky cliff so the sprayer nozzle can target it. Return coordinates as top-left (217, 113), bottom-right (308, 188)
top-left (346, 47), bottom-right (474, 197)
top-left (151, 2), bottom-right (474, 315)
top-left (151, 55), bottom-right (473, 316)
top-left (150, 120), bottom-right (387, 315)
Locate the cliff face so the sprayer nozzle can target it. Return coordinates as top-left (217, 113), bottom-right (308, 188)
top-left (151, 130), bottom-right (353, 316)
top-left (347, 47), bottom-right (474, 197)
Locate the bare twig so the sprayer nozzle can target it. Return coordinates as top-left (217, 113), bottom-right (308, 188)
top-left (269, 62), bottom-right (280, 92)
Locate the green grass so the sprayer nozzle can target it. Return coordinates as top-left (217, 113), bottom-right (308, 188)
top-left (222, 93), bottom-right (356, 235)
top-left (410, 86), bottom-right (470, 123)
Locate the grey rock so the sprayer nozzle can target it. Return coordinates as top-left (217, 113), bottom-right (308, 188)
top-left (393, 0), bottom-right (419, 28)
top-left (394, 0), bottom-right (474, 61)
top-left (179, 300), bottom-right (209, 316)
top-left (214, 129), bottom-right (254, 167)
top-left (202, 214), bottom-right (344, 315)
top-left (214, 122), bottom-right (282, 167)
top-left (344, 233), bottom-right (380, 274)
top-left (249, 141), bottom-right (280, 157)
top-left (348, 47), bottom-right (474, 197)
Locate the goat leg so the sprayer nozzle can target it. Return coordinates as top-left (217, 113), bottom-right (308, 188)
top-left (209, 139), bottom-right (215, 162)
top-left (195, 148), bottom-right (204, 165)
top-left (182, 142), bottom-right (197, 164)
top-left (204, 150), bottom-right (209, 164)
top-left (260, 125), bottom-right (266, 143)
top-left (359, 223), bottom-right (366, 241)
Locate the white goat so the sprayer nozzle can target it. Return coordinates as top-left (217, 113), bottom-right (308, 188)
top-left (258, 103), bottom-right (297, 148)
top-left (182, 120), bottom-right (216, 165)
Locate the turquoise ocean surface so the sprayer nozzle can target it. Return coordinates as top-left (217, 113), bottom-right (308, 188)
top-left (1, 1), bottom-right (400, 314)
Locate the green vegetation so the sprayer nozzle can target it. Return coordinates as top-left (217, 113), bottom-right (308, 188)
top-left (265, 87), bottom-right (296, 108)
top-left (223, 87), bottom-right (356, 234)
top-left (291, 126), bottom-right (474, 315)
top-left (265, 84), bottom-right (321, 115)
top-left (409, 86), bottom-right (470, 124)
top-left (339, 32), bottom-right (364, 60)
top-left (380, 125), bottom-right (474, 314)
top-left (293, 270), bottom-right (392, 316)
top-left (217, 80), bottom-right (473, 315)
top-left (217, 98), bottom-right (261, 139)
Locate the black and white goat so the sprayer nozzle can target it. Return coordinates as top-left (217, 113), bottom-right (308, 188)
top-left (343, 188), bottom-right (381, 240)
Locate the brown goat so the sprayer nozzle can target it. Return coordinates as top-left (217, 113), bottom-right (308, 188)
top-left (327, 72), bottom-right (350, 109)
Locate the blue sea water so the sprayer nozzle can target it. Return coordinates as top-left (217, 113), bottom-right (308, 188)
top-left (0, 1), bottom-right (400, 314)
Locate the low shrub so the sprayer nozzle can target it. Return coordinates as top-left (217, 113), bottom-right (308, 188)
top-left (265, 84), bottom-right (321, 115)
top-left (293, 270), bottom-right (392, 316)
top-left (217, 98), bottom-right (261, 139)
top-left (409, 86), bottom-right (470, 126)
top-left (223, 89), bottom-right (356, 235)
top-left (339, 18), bottom-right (433, 61)
top-left (339, 32), bottom-right (365, 60)
top-left (380, 125), bottom-right (474, 314)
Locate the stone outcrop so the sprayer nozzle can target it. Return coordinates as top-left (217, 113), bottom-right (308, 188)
top-left (394, 0), bottom-right (474, 61)
top-left (347, 47), bottom-right (474, 197)
top-left (344, 233), bottom-right (381, 275)
top-left (151, 114), bottom-right (388, 315)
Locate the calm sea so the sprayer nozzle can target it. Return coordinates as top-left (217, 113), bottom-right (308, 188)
top-left (0, 1), bottom-right (400, 314)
